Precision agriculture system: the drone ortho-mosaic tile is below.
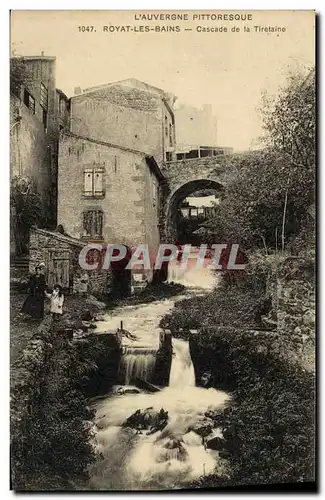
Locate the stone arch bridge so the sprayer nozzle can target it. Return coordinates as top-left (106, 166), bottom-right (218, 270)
top-left (159, 155), bottom-right (238, 243)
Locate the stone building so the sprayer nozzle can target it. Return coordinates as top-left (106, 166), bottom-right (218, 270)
top-left (70, 78), bottom-right (177, 163)
top-left (57, 131), bottom-right (164, 286)
top-left (29, 228), bottom-right (112, 296)
top-left (10, 54), bottom-right (70, 255)
top-left (175, 103), bottom-right (218, 148)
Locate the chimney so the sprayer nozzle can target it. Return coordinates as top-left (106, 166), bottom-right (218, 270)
top-left (41, 51), bottom-right (44, 56)
top-left (74, 87), bottom-right (82, 96)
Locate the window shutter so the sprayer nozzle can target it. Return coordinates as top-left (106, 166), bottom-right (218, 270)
top-left (84, 169), bottom-right (93, 195)
top-left (94, 169), bottom-right (103, 194)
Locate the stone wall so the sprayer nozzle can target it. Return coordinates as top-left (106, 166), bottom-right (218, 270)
top-left (70, 81), bottom-right (175, 164)
top-left (10, 94), bottom-right (52, 210)
top-left (29, 228), bottom-right (112, 296)
top-left (276, 256), bottom-right (315, 371)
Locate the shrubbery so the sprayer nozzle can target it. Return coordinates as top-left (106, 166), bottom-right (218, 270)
top-left (11, 324), bottom-right (100, 491)
top-left (160, 254), bottom-right (315, 488)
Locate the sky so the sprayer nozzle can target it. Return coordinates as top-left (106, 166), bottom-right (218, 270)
top-left (10, 10), bottom-right (315, 151)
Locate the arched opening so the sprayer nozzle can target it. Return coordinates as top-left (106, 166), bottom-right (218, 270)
top-left (166, 179), bottom-right (223, 244)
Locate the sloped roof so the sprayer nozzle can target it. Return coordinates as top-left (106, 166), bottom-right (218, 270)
top-left (72, 78), bottom-right (176, 113)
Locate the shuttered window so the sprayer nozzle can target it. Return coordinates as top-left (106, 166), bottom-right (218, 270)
top-left (84, 167), bottom-right (104, 196)
top-left (40, 83), bottom-right (48, 110)
top-left (83, 210), bottom-right (103, 239)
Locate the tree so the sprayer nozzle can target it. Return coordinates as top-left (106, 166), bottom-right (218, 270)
top-left (10, 176), bottom-right (43, 255)
top-left (10, 56), bottom-right (32, 97)
top-left (203, 68), bottom-right (315, 252)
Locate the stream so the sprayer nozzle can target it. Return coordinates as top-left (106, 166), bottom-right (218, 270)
top-left (89, 258), bottom-right (231, 491)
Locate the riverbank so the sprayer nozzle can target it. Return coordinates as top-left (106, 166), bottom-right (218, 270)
top-left (160, 253), bottom-right (316, 489)
top-left (10, 280), bottom-right (188, 491)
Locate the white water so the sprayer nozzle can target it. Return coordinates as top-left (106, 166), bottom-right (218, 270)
top-left (169, 339), bottom-right (195, 388)
top-left (119, 348), bottom-right (157, 385)
top-left (90, 260), bottom-right (229, 491)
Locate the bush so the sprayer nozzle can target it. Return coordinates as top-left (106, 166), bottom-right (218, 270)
top-left (11, 328), bottom-right (99, 491)
top-left (161, 255), bottom-right (315, 488)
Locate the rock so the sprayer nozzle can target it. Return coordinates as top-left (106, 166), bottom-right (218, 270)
top-left (81, 310), bottom-right (93, 321)
top-left (94, 313), bottom-right (105, 321)
top-left (201, 371), bottom-right (213, 387)
top-left (123, 407), bottom-right (168, 433)
top-left (85, 295), bottom-right (106, 310)
top-left (88, 323), bottom-right (97, 330)
top-left (116, 386), bottom-right (140, 395)
top-left (206, 436), bottom-right (225, 451)
top-left (122, 388), bottom-right (140, 395)
top-left (190, 420), bottom-right (213, 437)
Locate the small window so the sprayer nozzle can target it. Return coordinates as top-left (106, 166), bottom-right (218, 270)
top-left (59, 97), bottom-right (66, 116)
top-left (166, 152), bottom-right (173, 162)
top-left (42, 108), bottom-right (47, 130)
top-left (83, 168), bottom-right (104, 196)
top-left (40, 83), bottom-right (48, 110)
top-left (83, 210), bottom-right (103, 239)
top-left (23, 89), bottom-right (35, 113)
top-left (165, 116), bottom-right (168, 136)
top-left (169, 123), bottom-right (173, 146)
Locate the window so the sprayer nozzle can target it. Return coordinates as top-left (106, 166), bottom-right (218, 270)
top-left (165, 116), bottom-right (168, 136)
top-left (59, 97), bottom-right (66, 116)
top-left (169, 123), bottom-right (173, 146)
top-left (23, 89), bottom-right (35, 113)
top-left (83, 168), bottom-right (104, 196)
top-left (42, 108), bottom-right (47, 130)
top-left (166, 151), bottom-right (173, 162)
top-left (83, 210), bottom-right (103, 239)
top-left (40, 83), bottom-right (48, 110)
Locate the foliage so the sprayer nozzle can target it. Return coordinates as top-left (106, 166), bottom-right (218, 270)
top-left (203, 69), bottom-right (315, 252)
top-left (10, 56), bottom-right (32, 97)
top-left (192, 328), bottom-right (315, 487)
top-left (10, 176), bottom-right (44, 255)
top-left (11, 327), bottom-right (100, 491)
top-left (161, 255), bottom-right (315, 488)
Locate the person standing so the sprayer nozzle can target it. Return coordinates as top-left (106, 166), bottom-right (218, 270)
top-left (21, 265), bottom-right (47, 319)
top-left (45, 284), bottom-right (64, 321)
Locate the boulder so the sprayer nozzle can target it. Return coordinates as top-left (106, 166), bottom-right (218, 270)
top-left (189, 419), bottom-right (213, 437)
top-left (205, 436), bottom-right (225, 451)
top-left (115, 386), bottom-right (140, 395)
top-left (123, 407), bottom-right (168, 433)
top-left (81, 310), bottom-right (93, 321)
top-left (85, 295), bottom-right (106, 310)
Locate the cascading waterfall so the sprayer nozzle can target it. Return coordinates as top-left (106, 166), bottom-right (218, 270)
top-left (169, 339), bottom-right (195, 388)
top-left (91, 337), bottom-right (230, 490)
top-left (90, 265), bottom-right (229, 491)
top-left (118, 347), bottom-right (157, 385)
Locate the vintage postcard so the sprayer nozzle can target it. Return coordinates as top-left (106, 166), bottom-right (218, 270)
top-left (10, 10), bottom-right (316, 492)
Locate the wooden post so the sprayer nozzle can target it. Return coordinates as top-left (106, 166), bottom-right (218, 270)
top-left (281, 189), bottom-right (288, 253)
